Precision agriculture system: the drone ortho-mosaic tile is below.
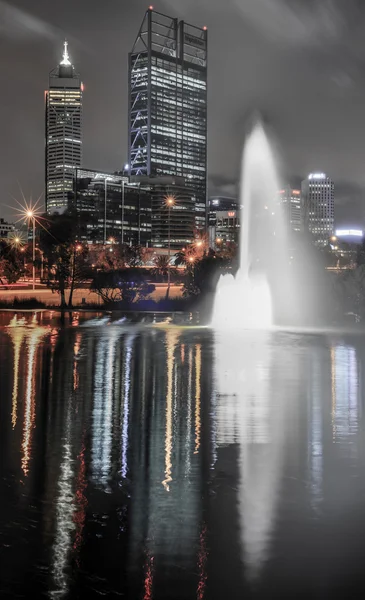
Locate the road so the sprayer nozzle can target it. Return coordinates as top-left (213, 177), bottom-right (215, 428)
top-left (0, 283), bottom-right (183, 306)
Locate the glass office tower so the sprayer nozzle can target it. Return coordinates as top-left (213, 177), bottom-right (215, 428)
top-left (129, 7), bottom-right (207, 233)
top-left (45, 41), bottom-right (83, 214)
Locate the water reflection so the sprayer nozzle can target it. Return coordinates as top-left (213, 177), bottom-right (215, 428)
top-left (121, 333), bottom-right (135, 480)
top-left (215, 331), bottom-right (285, 580)
top-left (194, 343), bottom-right (202, 455)
top-left (162, 330), bottom-right (180, 491)
top-left (1, 312), bottom-right (365, 599)
top-left (308, 348), bottom-right (324, 512)
top-left (331, 344), bottom-right (359, 443)
top-left (6, 319), bottom-right (50, 474)
top-left (91, 329), bottom-right (120, 488)
top-left (51, 395), bottom-right (75, 599)
top-left (7, 325), bottom-right (27, 428)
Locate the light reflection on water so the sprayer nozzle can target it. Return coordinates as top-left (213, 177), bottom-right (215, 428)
top-left (0, 312), bottom-right (365, 598)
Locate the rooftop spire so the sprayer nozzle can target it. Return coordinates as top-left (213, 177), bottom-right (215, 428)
top-left (60, 39), bottom-right (71, 66)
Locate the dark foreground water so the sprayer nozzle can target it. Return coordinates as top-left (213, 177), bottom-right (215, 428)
top-left (1, 311), bottom-right (365, 598)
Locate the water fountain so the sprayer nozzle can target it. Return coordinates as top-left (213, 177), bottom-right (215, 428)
top-left (212, 119), bottom-right (289, 330)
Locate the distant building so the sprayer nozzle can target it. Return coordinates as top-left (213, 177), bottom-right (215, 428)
top-left (131, 175), bottom-right (195, 249)
top-left (46, 41), bottom-right (83, 214)
top-left (208, 197), bottom-right (240, 249)
top-left (0, 218), bottom-right (15, 239)
top-left (128, 7), bottom-right (208, 232)
top-left (277, 186), bottom-right (301, 233)
top-left (301, 173), bottom-right (334, 246)
top-left (72, 169), bottom-right (152, 246)
top-left (329, 229), bottom-right (364, 269)
top-left (335, 228), bottom-right (364, 244)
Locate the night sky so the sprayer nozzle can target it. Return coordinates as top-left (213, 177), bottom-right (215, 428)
top-left (1, 0), bottom-right (365, 224)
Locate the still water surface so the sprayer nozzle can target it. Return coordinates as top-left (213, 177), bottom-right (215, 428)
top-left (1, 311), bottom-right (365, 598)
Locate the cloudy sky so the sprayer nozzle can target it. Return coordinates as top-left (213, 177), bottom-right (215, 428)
top-left (1, 0), bottom-right (365, 223)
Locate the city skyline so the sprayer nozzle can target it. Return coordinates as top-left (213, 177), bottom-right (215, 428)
top-left (1, 0), bottom-right (365, 224)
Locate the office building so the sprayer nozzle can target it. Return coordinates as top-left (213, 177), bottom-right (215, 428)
top-left (301, 173), bottom-right (334, 246)
top-left (277, 186), bottom-right (301, 233)
top-left (128, 7), bottom-right (207, 232)
top-left (335, 228), bottom-right (364, 244)
top-left (0, 218), bottom-right (15, 239)
top-left (72, 169), bottom-right (152, 246)
top-left (46, 41), bottom-right (83, 214)
top-left (208, 197), bottom-right (240, 248)
top-left (131, 175), bottom-right (195, 249)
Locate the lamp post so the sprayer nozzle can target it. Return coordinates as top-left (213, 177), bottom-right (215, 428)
top-left (35, 247), bottom-right (44, 280)
top-left (104, 179), bottom-right (107, 245)
top-left (121, 180), bottom-right (125, 244)
top-left (121, 164), bottom-right (129, 244)
top-left (165, 195), bottom-right (175, 300)
top-left (26, 210), bottom-right (35, 290)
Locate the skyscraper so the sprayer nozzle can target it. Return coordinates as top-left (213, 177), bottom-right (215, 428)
top-left (301, 173), bottom-right (334, 246)
top-left (128, 7), bottom-right (207, 233)
top-left (277, 186), bottom-right (301, 233)
top-left (45, 41), bottom-right (83, 214)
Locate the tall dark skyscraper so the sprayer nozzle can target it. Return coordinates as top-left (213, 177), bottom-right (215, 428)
top-left (45, 41), bottom-right (83, 214)
top-left (128, 7), bottom-right (207, 232)
top-left (301, 173), bottom-right (334, 246)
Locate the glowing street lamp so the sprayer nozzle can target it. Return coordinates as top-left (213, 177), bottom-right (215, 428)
top-left (24, 209), bottom-right (36, 291)
top-left (165, 195), bottom-right (176, 300)
top-left (8, 231), bottom-right (25, 250)
top-left (12, 195), bottom-right (43, 290)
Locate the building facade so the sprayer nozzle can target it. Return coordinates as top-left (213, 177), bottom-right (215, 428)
top-left (72, 169), bottom-right (152, 246)
top-left (0, 218), bottom-right (15, 239)
top-left (208, 197), bottom-right (240, 249)
top-left (131, 175), bottom-right (195, 249)
top-left (128, 7), bottom-right (207, 232)
top-left (277, 186), bottom-right (301, 233)
top-left (46, 41), bottom-right (83, 214)
top-left (301, 173), bottom-right (334, 246)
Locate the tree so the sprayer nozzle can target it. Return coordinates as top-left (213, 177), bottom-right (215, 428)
top-left (174, 246), bottom-right (197, 269)
top-left (182, 254), bottom-right (230, 298)
top-left (0, 240), bottom-right (24, 285)
top-left (91, 268), bottom-right (155, 304)
top-left (68, 244), bottom-right (91, 307)
top-left (152, 255), bottom-right (171, 281)
top-left (39, 212), bottom-right (91, 307)
top-left (356, 239), bottom-right (365, 267)
top-left (338, 265), bottom-right (365, 321)
top-left (90, 243), bottom-right (148, 271)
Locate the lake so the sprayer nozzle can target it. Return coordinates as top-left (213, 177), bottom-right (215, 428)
top-left (1, 311), bottom-right (365, 598)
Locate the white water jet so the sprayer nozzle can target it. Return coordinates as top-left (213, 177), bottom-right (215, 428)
top-left (213, 120), bottom-right (287, 330)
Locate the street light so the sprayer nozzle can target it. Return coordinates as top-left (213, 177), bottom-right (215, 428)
top-left (13, 198), bottom-right (43, 290)
top-left (25, 209), bottom-right (36, 291)
top-left (165, 195), bottom-right (175, 300)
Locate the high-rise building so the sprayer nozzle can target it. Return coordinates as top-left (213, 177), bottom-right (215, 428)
top-left (301, 173), bottom-right (334, 246)
top-left (277, 186), bottom-right (301, 233)
top-left (72, 169), bottom-right (152, 246)
top-left (45, 41), bottom-right (83, 214)
top-left (128, 7), bottom-right (207, 233)
top-left (131, 175), bottom-right (195, 249)
top-left (208, 197), bottom-right (240, 249)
